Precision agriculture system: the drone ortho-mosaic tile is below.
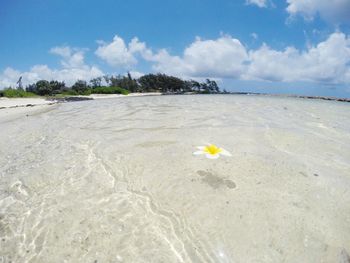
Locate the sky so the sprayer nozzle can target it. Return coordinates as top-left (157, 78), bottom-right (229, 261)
top-left (1, 0), bottom-right (350, 98)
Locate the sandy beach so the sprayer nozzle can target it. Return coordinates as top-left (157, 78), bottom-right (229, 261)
top-left (0, 97), bottom-right (55, 108)
top-left (0, 93), bottom-right (162, 121)
top-left (0, 92), bottom-right (162, 108)
top-left (0, 95), bottom-right (350, 262)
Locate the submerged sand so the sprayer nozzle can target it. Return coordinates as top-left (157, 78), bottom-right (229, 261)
top-left (0, 95), bottom-right (349, 262)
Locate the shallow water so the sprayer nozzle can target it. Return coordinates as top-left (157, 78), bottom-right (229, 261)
top-left (0, 95), bottom-right (350, 263)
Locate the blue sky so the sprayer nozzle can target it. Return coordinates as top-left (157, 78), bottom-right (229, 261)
top-left (1, 0), bottom-right (350, 97)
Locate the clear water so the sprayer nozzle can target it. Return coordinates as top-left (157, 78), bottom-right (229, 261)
top-left (0, 95), bottom-right (350, 262)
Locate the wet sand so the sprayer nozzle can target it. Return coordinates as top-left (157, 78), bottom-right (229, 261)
top-left (0, 95), bottom-right (349, 262)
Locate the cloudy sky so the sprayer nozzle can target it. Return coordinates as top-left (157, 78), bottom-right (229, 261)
top-left (1, 0), bottom-right (350, 97)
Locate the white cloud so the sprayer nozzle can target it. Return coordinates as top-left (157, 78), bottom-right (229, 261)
top-left (286, 0), bottom-right (350, 24)
top-left (50, 46), bottom-right (86, 68)
top-left (141, 32), bottom-right (350, 84)
top-left (0, 65), bottom-right (103, 88)
top-left (2, 32), bottom-right (350, 89)
top-left (0, 68), bottom-right (22, 88)
top-left (95, 35), bottom-right (150, 68)
top-left (246, 0), bottom-right (268, 8)
top-left (0, 46), bottom-right (103, 88)
top-left (145, 35), bottom-right (249, 78)
top-left (245, 32), bottom-right (350, 83)
top-left (50, 46), bottom-right (72, 58)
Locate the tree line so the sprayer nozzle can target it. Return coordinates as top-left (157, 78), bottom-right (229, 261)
top-left (0, 73), bottom-right (221, 97)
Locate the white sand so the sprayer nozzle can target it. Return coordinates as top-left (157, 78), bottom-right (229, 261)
top-left (0, 97), bottom-right (54, 108)
top-left (0, 93), bottom-right (162, 108)
top-left (0, 98), bottom-right (58, 122)
top-left (87, 92), bottom-right (162, 100)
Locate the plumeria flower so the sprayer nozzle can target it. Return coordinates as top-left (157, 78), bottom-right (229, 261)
top-left (193, 144), bottom-right (232, 159)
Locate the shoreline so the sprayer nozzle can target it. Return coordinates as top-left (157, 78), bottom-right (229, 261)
top-left (0, 93), bottom-right (162, 121)
top-left (0, 92), bottom-right (163, 110)
top-left (0, 92), bottom-right (349, 112)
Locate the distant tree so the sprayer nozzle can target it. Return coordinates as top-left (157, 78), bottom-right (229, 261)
top-left (138, 73), bottom-right (185, 93)
top-left (22, 74), bottom-right (220, 96)
top-left (106, 74), bottom-right (139, 92)
top-left (72, 80), bottom-right (89, 94)
top-left (90, 77), bottom-right (102, 88)
top-left (206, 79), bottom-right (219, 93)
top-left (26, 83), bottom-right (37, 94)
top-left (187, 80), bottom-right (201, 92)
top-left (138, 74), bottom-right (156, 92)
top-left (103, 75), bottom-right (111, 86)
top-left (200, 81), bottom-right (209, 93)
top-left (108, 75), bottom-right (118, 87)
top-left (35, 80), bottom-right (52, 95)
top-left (183, 81), bottom-right (193, 92)
top-left (126, 72), bottom-right (139, 92)
top-left (166, 75), bottom-right (184, 93)
top-left (49, 80), bottom-right (65, 94)
top-left (127, 72), bottom-right (132, 80)
top-left (16, 76), bottom-right (23, 90)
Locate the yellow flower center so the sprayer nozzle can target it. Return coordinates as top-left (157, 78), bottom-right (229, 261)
top-left (204, 144), bottom-right (222, 155)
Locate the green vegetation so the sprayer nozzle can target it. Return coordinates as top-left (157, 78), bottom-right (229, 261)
top-left (0, 88), bottom-right (37, 98)
top-left (1, 72), bottom-right (221, 98)
top-left (71, 80), bottom-right (90, 95)
top-left (92, 86), bottom-right (129, 95)
top-left (61, 90), bottom-right (91, 96)
top-left (26, 80), bottom-right (66, 96)
top-left (102, 73), bottom-right (138, 92)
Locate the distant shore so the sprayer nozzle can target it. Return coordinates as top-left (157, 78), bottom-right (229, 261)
top-left (0, 92), bottom-right (349, 112)
top-left (227, 92), bottom-right (350, 103)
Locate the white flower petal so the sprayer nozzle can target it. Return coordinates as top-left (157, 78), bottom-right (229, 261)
top-left (206, 153), bottom-right (220, 159)
top-left (220, 148), bottom-right (232, 157)
top-left (197, 146), bottom-right (205, 150)
top-left (193, 151), bottom-right (205, 155)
